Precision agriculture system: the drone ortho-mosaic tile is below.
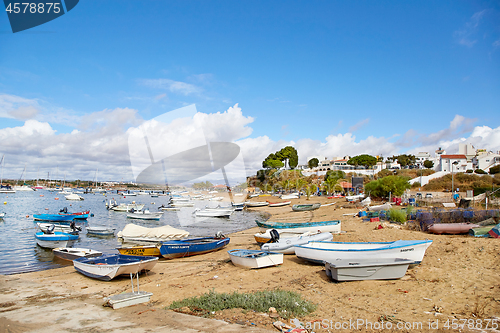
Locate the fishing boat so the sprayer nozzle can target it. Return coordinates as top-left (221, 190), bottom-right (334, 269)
top-left (58, 207), bottom-right (90, 219)
top-left (245, 201), bottom-right (269, 207)
top-left (0, 212), bottom-right (5, 219)
top-left (65, 193), bottom-right (84, 201)
top-left (267, 201), bottom-right (291, 207)
top-left (291, 203), bottom-right (321, 212)
top-left (295, 240), bottom-right (433, 264)
top-left (37, 222), bottom-right (79, 233)
top-left (117, 244), bottom-right (161, 257)
top-left (33, 214), bottom-right (75, 222)
top-left (87, 226), bottom-right (115, 236)
top-left (110, 202), bottom-right (145, 212)
top-left (260, 231), bottom-right (334, 254)
top-left (228, 249), bottom-right (283, 269)
top-left (427, 223), bottom-right (480, 235)
top-left (53, 247), bottom-right (103, 261)
top-left (255, 219), bottom-right (341, 234)
top-left (35, 231), bottom-right (79, 249)
top-left (127, 210), bottom-right (163, 220)
top-left (73, 254), bottom-right (159, 281)
top-left (158, 205), bottom-right (180, 211)
top-left (193, 208), bottom-right (232, 218)
top-left (158, 236), bottom-right (230, 259)
top-left (231, 202), bottom-right (245, 211)
top-left (325, 258), bottom-right (414, 281)
top-left (117, 223), bottom-right (189, 243)
top-left (169, 201), bottom-right (195, 207)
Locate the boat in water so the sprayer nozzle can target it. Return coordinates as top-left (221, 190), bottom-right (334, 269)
top-left (33, 214), bottom-right (75, 222)
top-left (126, 209), bottom-right (163, 220)
top-left (35, 231), bottom-right (79, 249)
top-left (53, 247), bottom-right (103, 261)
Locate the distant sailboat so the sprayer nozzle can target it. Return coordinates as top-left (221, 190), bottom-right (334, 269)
top-left (14, 164), bottom-right (34, 191)
top-left (0, 155), bottom-right (16, 193)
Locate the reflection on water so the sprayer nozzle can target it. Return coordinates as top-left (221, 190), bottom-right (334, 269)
top-left (0, 191), bottom-right (261, 275)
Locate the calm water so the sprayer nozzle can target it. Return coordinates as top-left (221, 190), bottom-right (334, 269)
top-left (0, 190), bottom-right (262, 275)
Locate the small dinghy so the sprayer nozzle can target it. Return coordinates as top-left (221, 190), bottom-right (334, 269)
top-left (260, 230), bottom-right (334, 254)
top-left (227, 249), bottom-right (283, 269)
top-left (33, 214), bottom-right (75, 222)
top-left (35, 230), bottom-right (79, 249)
top-left (245, 201), bottom-right (269, 207)
top-left (158, 205), bottom-right (180, 211)
top-left (292, 203), bottom-right (321, 211)
top-left (193, 208), bottom-right (232, 218)
top-left (53, 247), bottom-right (103, 261)
top-left (73, 254), bottom-right (158, 281)
top-left (267, 200), bottom-right (291, 207)
top-left (87, 226), bottom-right (116, 236)
top-left (117, 244), bottom-right (162, 257)
top-left (295, 240), bottom-right (432, 265)
top-left (325, 258), bottom-right (414, 281)
top-left (126, 209), bottom-right (163, 220)
top-left (158, 235), bottom-right (230, 259)
top-left (256, 219), bottom-right (341, 234)
top-left (427, 223), bottom-right (480, 234)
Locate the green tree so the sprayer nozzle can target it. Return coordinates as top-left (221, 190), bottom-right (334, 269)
top-left (423, 160), bottom-right (434, 169)
top-left (394, 154), bottom-right (416, 168)
top-left (347, 154), bottom-right (377, 169)
top-left (364, 175), bottom-right (411, 198)
top-left (308, 158), bottom-right (319, 169)
top-left (324, 170), bottom-right (346, 182)
top-left (276, 146), bottom-right (299, 169)
top-left (304, 184), bottom-right (317, 200)
top-left (489, 165), bottom-right (500, 174)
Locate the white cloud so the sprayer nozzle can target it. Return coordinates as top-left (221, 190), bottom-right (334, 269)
top-left (139, 78), bottom-right (201, 96)
top-left (0, 94), bottom-right (40, 120)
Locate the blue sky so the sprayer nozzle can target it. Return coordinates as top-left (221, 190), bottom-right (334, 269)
top-left (0, 1), bottom-right (499, 182)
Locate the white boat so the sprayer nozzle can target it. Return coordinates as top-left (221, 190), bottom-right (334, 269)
top-left (65, 193), bottom-right (84, 201)
top-left (260, 231), bottom-right (334, 254)
top-left (117, 223), bottom-right (189, 243)
top-left (209, 196), bottom-right (224, 201)
top-left (256, 220), bottom-right (342, 235)
top-left (170, 201), bottom-right (195, 207)
top-left (37, 222), bottom-right (76, 233)
top-left (59, 190), bottom-right (72, 195)
top-left (194, 208), bottom-right (232, 218)
top-left (0, 212), bottom-right (5, 218)
top-left (245, 201), bottom-right (269, 207)
top-left (35, 231), bottom-right (79, 249)
top-left (53, 247), bottom-right (103, 261)
top-left (228, 249), bottom-right (283, 269)
top-left (111, 203), bottom-right (145, 212)
top-left (325, 258), bottom-right (414, 281)
top-left (13, 185), bottom-right (34, 191)
top-left (346, 194), bottom-right (365, 202)
top-left (127, 210), bottom-right (163, 220)
top-left (267, 201), bottom-right (291, 207)
top-left (158, 205), bottom-right (180, 211)
top-left (87, 226), bottom-right (116, 236)
top-left (280, 193), bottom-right (299, 200)
top-left (73, 254), bottom-right (159, 281)
top-left (367, 203), bottom-right (392, 211)
top-left (295, 240), bottom-right (433, 264)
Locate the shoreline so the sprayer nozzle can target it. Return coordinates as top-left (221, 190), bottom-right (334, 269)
top-left (1, 195), bottom-right (499, 332)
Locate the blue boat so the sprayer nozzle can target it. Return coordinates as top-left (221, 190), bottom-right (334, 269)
top-left (35, 231), bottom-right (79, 249)
top-left (255, 219), bottom-right (341, 234)
top-left (33, 214), bottom-right (75, 222)
top-left (158, 236), bottom-right (230, 259)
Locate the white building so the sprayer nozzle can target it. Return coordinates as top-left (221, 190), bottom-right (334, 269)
top-left (439, 154), bottom-right (469, 172)
top-left (473, 153), bottom-right (500, 172)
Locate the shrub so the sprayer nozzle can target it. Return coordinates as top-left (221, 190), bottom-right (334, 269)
top-left (489, 165), bottom-right (500, 174)
top-left (466, 169), bottom-right (474, 173)
top-left (168, 289), bottom-right (317, 318)
top-left (388, 209), bottom-right (407, 224)
top-left (475, 169), bottom-right (486, 174)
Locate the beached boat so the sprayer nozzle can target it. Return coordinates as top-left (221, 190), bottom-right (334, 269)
top-left (127, 210), bottom-right (163, 220)
top-left (267, 201), bottom-right (291, 207)
top-left (33, 214), bottom-right (75, 222)
top-left (117, 244), bottom-right (161, 257)
top-left (261, 231), bottom-right (334, 254)
top-left (427, 223), bottom-right (480, 235)
top-left (280, 193), bottom-right (299, 200)
top-left (228, 249), bottom-right (283, 269)
top-left (245, 201), bottom-right (269, 207)
top-left (73, 254), bottom-right (159, 281)
top-left (255, 220), bottom-right (341, 234)
top-left (53, 247), bottom-right (103, 261)
top-left (292, 203), bottom-right (321, 212)
top-left (346, 194), bottom-right (365, 202)
top-left (366, 203), bottom-right (392, 211)
top-left (117, 223), bottom-right (189, 243)
top-left (194, 208), bottom-right (232, 218)
top-left (489, 224), bottom-right (500, 238)
top-left (35, 231), bottom-right (79, 249)
top-left (158, 236), bottom-right (230, 259)
top-left (295, 240), bottom-right (433, 264)
top-left (87, 226), bottom-right (115, 236)
top-left (325, 258), bottom-right (414, 281)
top-left (231, 202), bottom-right (245, 211)
top-left (65, 193), bottom-right (84, 201)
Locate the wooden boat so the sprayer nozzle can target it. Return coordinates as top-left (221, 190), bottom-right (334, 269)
top-left (35, 231), bottom-right (79, 249)
top-left (194, 208), bottom-right (232, 218)
top-left (127, 210), bottom-right (163, 220)
top-left (228, 249), bottom-right (283, 269)
top-left (427, 223), bottom-right (480, 234)
top-left (267, 201), bottom-right (291, 207)
top-left (489, 224), bottom-right (500, 238)
top-left (33, 214), bottom-right (75, 222)
top-left (53, 247), bottom-right (103, 261)
top-left (245, 201), bottom-right (269, 207)
top-left (158, 236), bottom-right (230, 259)
top-left (117, 244), bottom-right (161, 257)
top-left (261, 231), bottom-right (334, 254)
top-left (469, 225), bottom-right (496, 237)
top-left (325, 258), bottom-right (414, 281)
top-left (255, 220), bottom-right (341, 234)
top-left (292, 203), bottom-right (321, 212)
top-left (295, 240), bottom-right (433, 265)
top-left (73, 254), bottom-right (159, 281)
top-left (87, 226), bottom-right (115, 236)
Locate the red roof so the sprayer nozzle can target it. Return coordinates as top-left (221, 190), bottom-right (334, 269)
top-left (441, 155), bottom-right (466, 159)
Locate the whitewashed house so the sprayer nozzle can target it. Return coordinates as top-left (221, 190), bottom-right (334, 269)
top-left (473, 153), bottom-right (500, 172)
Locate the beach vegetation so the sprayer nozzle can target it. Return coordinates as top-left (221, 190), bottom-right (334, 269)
top-left (423, 160), bottom-right (434, 169)
top-left (347, 154), bottom-right (377, 169)
top-left (308, 158), bottom-right (319, 169)
top-left (475, 169), bottom-right (486, 174)
top-left (168, 289), bottom-right (317, 318)
top-left (388, 208), bottom-right (407, 224)
top-left (489, 165), bottom-right (500, 174)
top-left (364, 175), bottom-right (411, 198)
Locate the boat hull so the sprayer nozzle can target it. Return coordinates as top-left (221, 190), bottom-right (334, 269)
top-left (295, 240), bottom-right (433, 264)
top-left (117, 245), bottom-right (161, 257)
top-left (158, 237), bottom-right (230, 259)
top-left (87, 227), bottom-right (115, 236)
top-left (53, 248), bottom-right (103, 261)
top-left (256, 220), bottom-right (341, 234)
top-left (228, 249), bottom-right (283, 269)
top-left (73, 254), bottom-right (158, 281)
top-left (33, 214), bottom-right (75, 222)
top-left (261, 232), bottom-right (334, 254)
top-left (126, 212), bottom-right (163, 220)
top-left (291, 203), bottom-right (321, 211)
top-left (427, 223), bottom-right (480, 234)
top-left (325, 258), bottom-right (414, 281)
top-left (35, 232), bottom-right (79, 249)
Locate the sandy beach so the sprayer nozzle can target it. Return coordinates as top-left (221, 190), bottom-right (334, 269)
top-left (1, 195), bottom-right (499, 333)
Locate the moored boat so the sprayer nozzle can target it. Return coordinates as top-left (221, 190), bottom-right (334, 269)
top-left (295, 240), bottom-right (433, 264)
top-left (194, 208), bottom-right (232, 218)
top-left (53, 247), bottom-right (103, 261)
top-left (291, 203), bottom-right (321, 212)
top-left (65, 193), bottom-right (84, 201)
top-left (33, 214), bottom-right (75, 222)
top-left (427, 223), bottom-right (480, 235)
top-left (126, 210), bottom-right (163, 220)
top-left (87, 226), bottom-right (115, 236)
top-left (73, 254), bottom-right (159, 281)
top-left (158, 236), bottom-right (230, 259)
top-left (255, 219), bottom-right (341, 234)
top-left (35, 231), bottom-right (79, 249)
top-left (228, 249), bottom-right (283, 269)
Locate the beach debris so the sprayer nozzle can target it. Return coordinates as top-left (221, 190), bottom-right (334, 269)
top-left (269, 307), bottom-right (279, 318)
top-left (375, 224), bottom-right (383, 230)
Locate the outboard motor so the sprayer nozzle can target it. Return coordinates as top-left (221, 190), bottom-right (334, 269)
top-left (215, 231), bottom-right (225, 239)
top-left (46, 224), bottom-right (55, 234)
top-left (59, 207), bottom-right (68, 213)
top-left (269, 229), bottom-right (280, 243)
top-left (70, 221), bottom-right (81, 233)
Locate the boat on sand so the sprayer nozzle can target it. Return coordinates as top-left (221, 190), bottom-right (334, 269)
top-left (228, 249), bottom-right (283, 269)
top-left (73, 254), bottom-right (158, 281)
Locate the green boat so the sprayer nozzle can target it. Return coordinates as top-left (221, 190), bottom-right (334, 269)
top-left (291, 203), bottom-right (321, 212)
